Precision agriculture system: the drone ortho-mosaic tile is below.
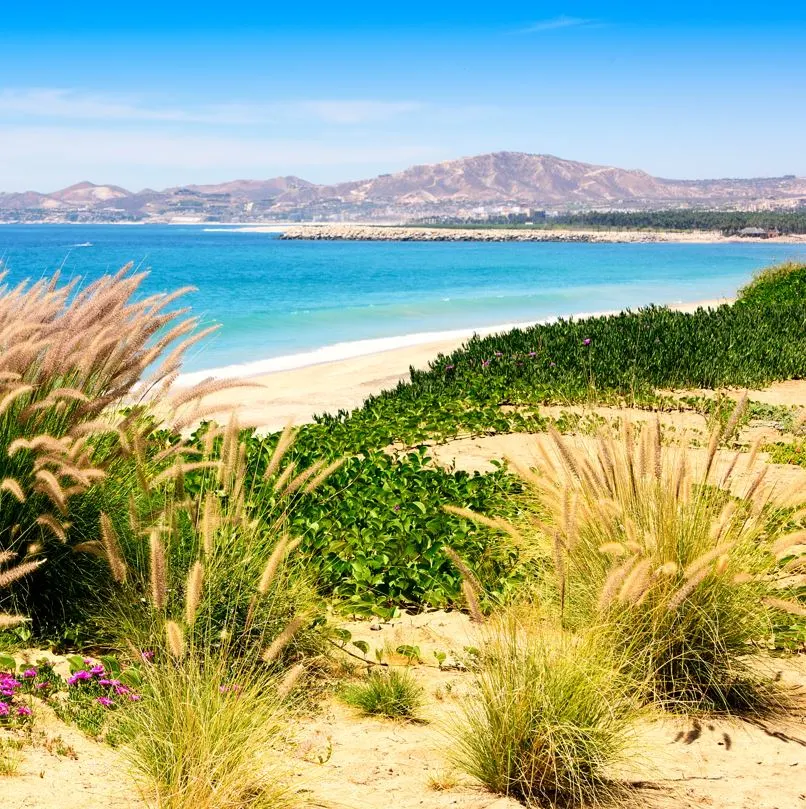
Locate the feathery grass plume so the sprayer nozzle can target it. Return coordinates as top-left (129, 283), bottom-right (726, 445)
top-left (277, 662), bottom-right (306, 700)
top-left (35, 514), bottom-right (67, 542)
top-left (461, 579), bottom-right (484, 624)
top-left (272, 460), bottom-right (297, 493)
top-left (762, 597), bottom-right (806, 617)
top-left (257, 537), bottom-right (291, 596)
top-left (200, 494), bottom-right (221, 556)
top-left (263, 420), bottom-right (297, 480)
top-left (442, 545), bottom-right (484, 595)
top-left (0, 558), bottom-right (44, 589)
top-left (507, 425), bottom-right (796, 714)
top-left (165, 620), bottom-right (186, 658)
top-left (149, 530), bottom-right (168, 611)
top-left (443, 504), bottom-right (526, 546)
top-left (721, 393), bottom-right (748, 446)
top-left (278, 459), bottom-right (324, 498)
top-left (773, 529), bottom-right (806, 558)
top-left (72, 540), bottom-right (107, 559)
top-left (302, 457), bottom-right (345, 495)
top-left (0, 478), bottom-right (25, 503)
top-left (262, 615), bottom-right (307, 663)
top-left (0, 613), bottom-right (28, 628)
top-left (185, 561), bottom-right (204, 627)
top-left (552, 531), bottom-right (567, 617)
top-left (99, 512), bottom-right (128, 584)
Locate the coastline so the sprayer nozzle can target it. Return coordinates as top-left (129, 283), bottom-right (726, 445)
top-left (181, 295), bottom-right (731, 433)
top-left (243, 223), bottom-right (806, 244)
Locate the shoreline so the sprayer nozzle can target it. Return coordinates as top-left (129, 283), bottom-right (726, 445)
top-left (180, 295), bottom-right (731, 432)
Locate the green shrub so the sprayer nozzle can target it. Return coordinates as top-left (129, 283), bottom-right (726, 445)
top-left (342, 668), bottom-right (424, 719)
top-left (451, 622), bottom-right (638, 807)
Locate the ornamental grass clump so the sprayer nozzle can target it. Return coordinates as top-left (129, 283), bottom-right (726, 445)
top-left (451, 620), bottom-right (638, 808)
top-left (118, 654), bottom-right (295, 809)
top-left (518, 410), bottom-right (805, 713)
top-left (342, 668), bottom-right (424, 720)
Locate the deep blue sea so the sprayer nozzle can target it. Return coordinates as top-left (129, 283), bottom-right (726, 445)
top-left (2, 224), bottom-right (804, 376)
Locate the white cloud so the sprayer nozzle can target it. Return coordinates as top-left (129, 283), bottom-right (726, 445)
top-left (0, 88), bottom-right (423, 126)
top-left (519, 16), bottom-right (597, 33)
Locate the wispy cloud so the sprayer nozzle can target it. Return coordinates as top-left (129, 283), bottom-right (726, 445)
top-left (518, 16), bottom-right (597, 33)
top-left (0, 88), bottom-right (423, 126)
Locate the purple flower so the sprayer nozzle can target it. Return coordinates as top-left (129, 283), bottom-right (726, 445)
top-left (529, 351), bottom-right (536, 357)
top-left (67, 670), bottom-right (92, 685)
top-left (481, 360), bottom-right (490, 368)
top-left (445, 364), bottom-right (455, 371)
top-left (89, 664), bottom-right (105, 676)
top-left (393, 504), bottom-right (401, 512)
top-left (0, 702), bottom-right (8, 716)
top-left (96, 696), bottom-right (114, 708)
top-left (128, 693), bottom-right (142, 702)
top-left (35, 682), bottom-right (50, 690)
top-left (16, 705), bottom-right (32, 717)
top-left (114, 685), bottom-right (130, 696)
top-left (582, 338), bottom-right (591, 346)
top-left (99, 678), bottom-right (121, 688)
top-left (141, 650), bottom-right (155, 663)
top-left (494, 351), bottom-right (503, 357)
top-left (22, 668), bottom-right (37, 679)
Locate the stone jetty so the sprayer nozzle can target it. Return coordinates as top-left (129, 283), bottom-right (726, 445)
top-left (278, 225), bottom-right (720, 243)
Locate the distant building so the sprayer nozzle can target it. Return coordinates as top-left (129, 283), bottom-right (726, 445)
top-left (736, 227), bottom-right (774, 238)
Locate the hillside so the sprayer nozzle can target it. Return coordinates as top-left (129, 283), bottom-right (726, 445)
top-left (2, 152), bottom-right (805, 223)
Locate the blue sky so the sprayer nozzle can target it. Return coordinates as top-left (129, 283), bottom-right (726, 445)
top-left (1, 2), bottom-right (805, 191)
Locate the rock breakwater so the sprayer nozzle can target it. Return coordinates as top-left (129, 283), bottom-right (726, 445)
top-left (278, 225), bottom-right (721, 243)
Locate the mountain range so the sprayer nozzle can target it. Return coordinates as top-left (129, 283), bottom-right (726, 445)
top-left (2, 152), bottom-right (805, 223)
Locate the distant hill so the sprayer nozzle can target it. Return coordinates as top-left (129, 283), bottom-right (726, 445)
top-left (2, 152), bottom-right (805, 223)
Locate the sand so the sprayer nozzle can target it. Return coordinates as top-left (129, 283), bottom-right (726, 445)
top-left (4, 615), bottom-right (805, 809)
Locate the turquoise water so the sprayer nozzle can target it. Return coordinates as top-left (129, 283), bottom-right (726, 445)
top-left (2, 224), bottom-right (804, 374)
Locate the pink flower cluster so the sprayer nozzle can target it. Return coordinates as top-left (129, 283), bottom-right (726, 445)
top-left (0, 671), bottom-right (33, 723)
top-left (66, 660), bottom-right (141, 708)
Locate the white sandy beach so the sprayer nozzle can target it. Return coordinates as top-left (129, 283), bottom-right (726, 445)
top-left (180, 297), bottom-right (731, 433)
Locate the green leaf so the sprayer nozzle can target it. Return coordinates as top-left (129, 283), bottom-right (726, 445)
top-left (0, 653), bottom-right (16, 673)
top-left (352, 640), bottom-right (370, 656)
top-left (67, 654), bottom-right (86, 674)
top-left (395, 644), bottom-right (421, 663)
top-left (100, 655), bottom-right (121, 675)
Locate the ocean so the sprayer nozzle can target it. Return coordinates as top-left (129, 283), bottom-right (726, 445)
top-left (2, 224), bottom-right (804, 376)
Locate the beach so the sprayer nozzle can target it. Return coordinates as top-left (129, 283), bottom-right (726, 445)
top-left (183, 296), bottom-right (731, 432)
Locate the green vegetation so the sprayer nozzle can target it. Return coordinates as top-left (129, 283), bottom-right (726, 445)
top-left (419, 209), bottom-right (806, 234)
top-left (342, 668), bottom-right (424, 719)
top-left (451, 623), bottom-right (638, 807)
